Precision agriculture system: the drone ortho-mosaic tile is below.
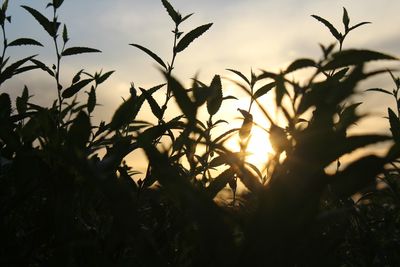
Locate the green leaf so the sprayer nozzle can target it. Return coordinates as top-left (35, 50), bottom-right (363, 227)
top-left (175, 23), bottom-right (213, 53)
top-left (140, 88), bottom-right (163, 120)
top-left (130, 44), bottom-right (167, 70)
top-left (161, 0), bottom-right (181, 24)
top-left (21, 5), bottom-right (56, 37)
top-left (254, 82), bottom-right (275, 99)
top-left (388, 108), bottom-right (400, 141)
top-left (67, 111), bottom-right (91, 148)
top-left (207, 75), bottom-right (223, 116)
top-left (8, 38), bottom-right (43, 47)
top-left (226, 68), bottom-right (250, 85)
top-left (323, 49), bottom-right (398, 70)
top-left (285, 58), bottom-right (316, 74)
top-left (167, 74), bottom-right (196, 122)
top-left (62, 46), bottom-right (101, 56)
top-left (62, 78), bottom-right (93, 98)
top-left (311, 14), bottom-right (342, 41)
top-left (342, 7), bottom-right (350, 32)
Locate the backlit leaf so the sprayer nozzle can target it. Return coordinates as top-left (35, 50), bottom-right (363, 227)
top-left (175, 23), bottom-right (212, 53)
top-left (254, 82), bottom-right (275, 99)
top-left (311, 14), bottom-right (342, 41)
top-left (21, 5), bottom-right (56, 37)
top-left (161, 0), bottom-right (181, 24)
top-left (207, 75), bottom-right (223, 116)
top-left (323, 49), bottom-right (398, 70)
top-left (8, 38), bottom-right (43, 47)
top-left (130, 43), bottom-right (167, 69)
top-left (342, 7), bottom-right (350, 32)
top-left (62, 78), bottom-right (93, 98)
top-left (62, 46), bottom-right (101, 56)
top-left (285, 58), bottom-right (316, 74)
top-left (388, 108), bottom-right (400, 141)
top-left (226, 68), bottom-right (250, 85)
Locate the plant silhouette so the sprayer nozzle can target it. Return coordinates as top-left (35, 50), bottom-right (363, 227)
top-left (0, 1), bottom-right (399, 266)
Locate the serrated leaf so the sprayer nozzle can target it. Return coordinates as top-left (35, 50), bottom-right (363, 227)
top-left (62, 24), bottom-right (68, 43)
top-left (0, 93), bottom-right (11, 119)
top-left (110, 97), bottom-right (138, 130)
top-left (285, 58), bottom-right (316, 74)
top-left (140, 88), bottom-right (163, 120)
top-left (53, 0), bottom-right (64, 9)
top-left (67, 111), bottom-right (91, 148)
top-left (366, 88), bottom-right (392, 96)
top-left (87, 86), bottom-right (96, 113)
top-left (207, 75), bottom-right (223, 116)
top-left (130, 43), bottom-right (167, 70)
top-left (8, 38), bottom-right (43, 47)
top-left (323, 49), bottom-right (398, 70)
top-left (388, 108), bottom-right (400, 141)
top-left (161, 0), bottom-right (181, 24)
top-left (62, 78), bottom-right (93, 98)
top-left (311, 14), bottom-right (342, 41)
top-left (0, 55), bottom-right (36, 85)
top-left (21, 5), bottom-right (56, 37)
top-left (96, 70), bottom-right (114, 85)
top-left (254, 82), bottom-right (275, 99)
top-left (62, 46), bottom-right (101, 56)
top-left (342, 7), bottom-right (350, 32)
top-left (348, 21), bottom-right (371, 32)
top-left (226, 68), bottom-right (250, 85)
top-left (175, 23), bottom-right (212, 53)
top-left (30, 59), bottom-right (54, 77)
top-left (167, 74), bottom-right (196, 122)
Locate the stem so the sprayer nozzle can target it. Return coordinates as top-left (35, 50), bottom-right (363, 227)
top-left (52, 7), bottom-right (63, 128)
top-left (0, 24), bottom-right (7, 73)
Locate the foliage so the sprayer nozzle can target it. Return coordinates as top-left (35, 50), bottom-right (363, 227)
top-left (0, 1), bottom-right (399, 266)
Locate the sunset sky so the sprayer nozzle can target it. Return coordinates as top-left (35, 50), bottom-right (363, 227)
top-left (3, 0), bottom-right (400, 172)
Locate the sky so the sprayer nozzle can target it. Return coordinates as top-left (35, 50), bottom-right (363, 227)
top-left (3, 0), bottom-right (400, 173)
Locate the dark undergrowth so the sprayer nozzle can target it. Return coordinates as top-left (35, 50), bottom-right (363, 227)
top-left (0, 0), bottom-right (399, 266)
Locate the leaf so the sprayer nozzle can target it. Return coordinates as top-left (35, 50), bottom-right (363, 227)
top-left (167, 74), bottom-right (196, 122)
top-left (67, 111), bottom-right (91, 148)
top-left (366, 88), bottom-right (393, 96)
top-left (181, 13), bottom-right (194, 23)
top-left (175, 23), bottom-right (213, 53)
top-left (62, 46), bottom-right (101, 56)
top-left (53, 0), bottom-right (64, 9)
top-left (226, 68), bottom-right (250, 85)
top-left (207, 75), bottom-right (223, 116)
top-left (62, 78), bottom-right (93, 98)
top-left (62, 24), bottom-right (69, 43)
top-left (161, 0), bottom-right (181, 24)
top-left (0, 55), bottom-right (36, 85)
top-left (0, 93), bottom-right (11, 119)
top-left (140, 88), bottom-right (163, 120)
top-left (323, 49), bottom-right (398, 70)
top-left (130, 44), bottom-right (167, 70)
top-left (238, 109), bottom-right (253, 140)
top-left (388, 108), bottom-right (400, 141)
top-left (311, 14), bottom-right (342, 41)
top-left (21, 5), bottom-right (56, 37)
top-left (254, 82), bottom-right (276, 99)
top-left (342, 7), bottom-right (350, 32)
top-left (206, 168), bottom-right (235, 198)
top-left (285, 58), bottom-right (316, 74)
top-left (348, 21), bottom-right (371, 32)
top-left (30, 59), bottom-right (54, 77)
top-left (87, 86), bottom-right (96, 113)
top-left (110, 95), bottom-right (144, 130)
top-left (8, 38), bottom-right (43, 47)
top-left (16, 86), bottom-right (29, 114)
top-left (96, 70), bottom-right (114, 85)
